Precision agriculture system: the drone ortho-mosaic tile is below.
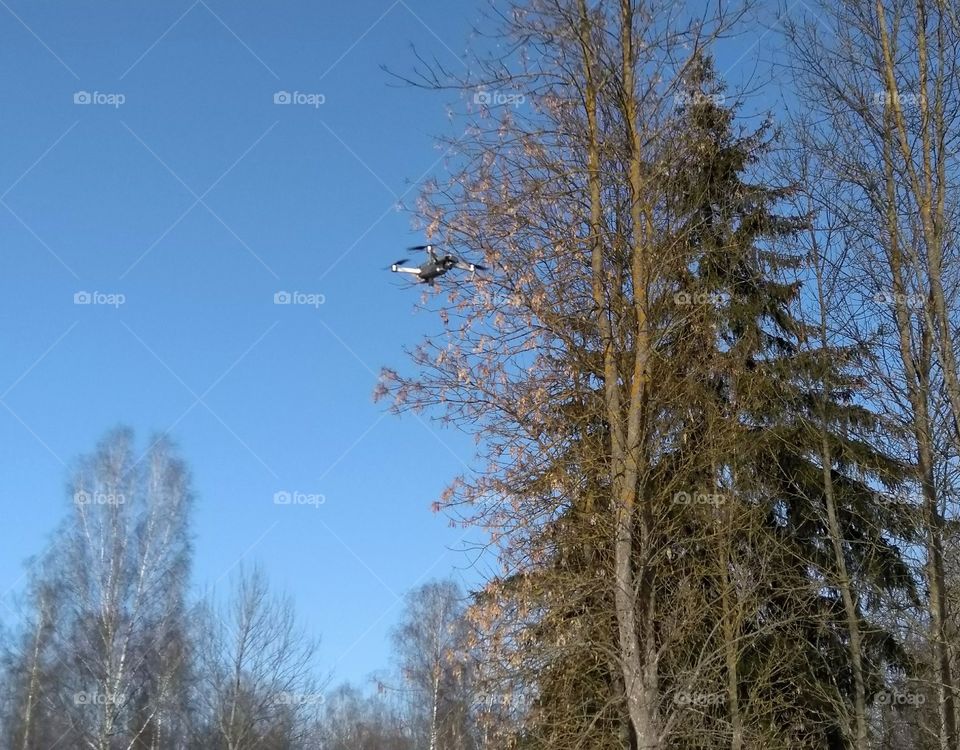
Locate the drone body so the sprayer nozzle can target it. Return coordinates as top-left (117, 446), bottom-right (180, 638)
top-left (389, 244), bottom-right (485, 285)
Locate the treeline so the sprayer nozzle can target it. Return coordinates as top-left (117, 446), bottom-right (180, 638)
top-left (0, 430), bottom-right (482, 750)
top-left (374, 0), bottom-right (960, 748)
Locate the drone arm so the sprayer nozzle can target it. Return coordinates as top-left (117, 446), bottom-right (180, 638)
top-left (392, 265), bottom-right (421, 275)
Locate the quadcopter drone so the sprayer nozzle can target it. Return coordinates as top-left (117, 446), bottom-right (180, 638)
top-left (388, 244), bottom-right (487, 285)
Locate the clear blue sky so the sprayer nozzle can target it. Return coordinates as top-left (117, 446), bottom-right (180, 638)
top-left (0, 0), bottom-right (785, 686)
top-left (0, 0), bottom-right (489, 685)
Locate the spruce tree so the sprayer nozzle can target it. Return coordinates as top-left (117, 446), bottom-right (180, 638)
top-left (654, 54), bottom-right (917, 748)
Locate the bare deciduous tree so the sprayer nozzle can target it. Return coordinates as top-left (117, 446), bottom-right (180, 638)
top-left (193, 565), bottom-right (322, 750)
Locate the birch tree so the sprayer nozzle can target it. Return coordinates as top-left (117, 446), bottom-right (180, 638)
top-left (2, 428), bottom-right (193, 750)
top-left (389, 580), bottom-right (477, 750)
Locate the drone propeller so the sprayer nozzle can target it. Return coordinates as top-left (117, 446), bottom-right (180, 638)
top-left (454, 260), bottom-right (488, 273)
top-left (383, 258), bottom-right (409, 271)
top-left (407, 244), bottom-right (433, 251)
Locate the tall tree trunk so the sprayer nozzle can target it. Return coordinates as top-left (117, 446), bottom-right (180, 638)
top-left (578, 1), bottom-right (657, 745)
top-left (808, 232), bottom-right (869, 749)
top-left (719, 504), bottom-right (743, 750)
top-left (19, 594), bottom-right (49, 750)
top-left (615, 1), bottom-right (658, 745)
top-left (879, 100), bottom-right (958, 749)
